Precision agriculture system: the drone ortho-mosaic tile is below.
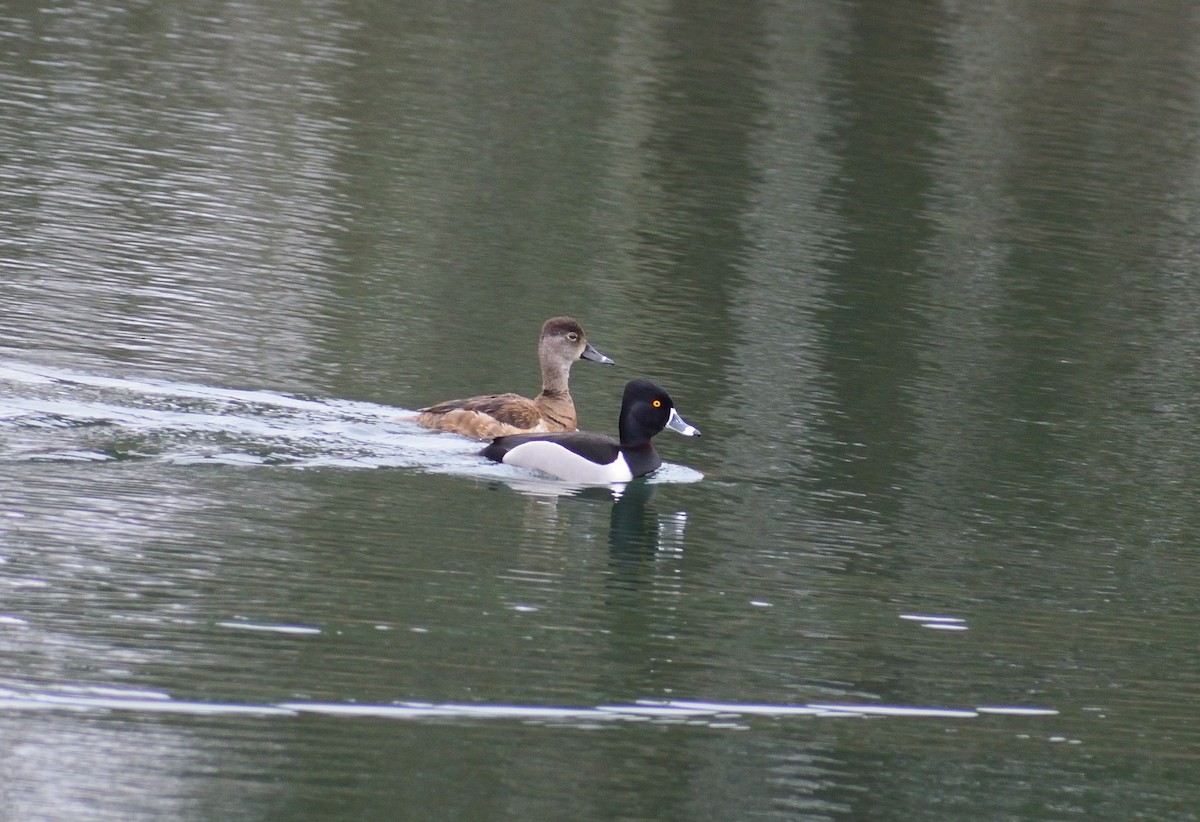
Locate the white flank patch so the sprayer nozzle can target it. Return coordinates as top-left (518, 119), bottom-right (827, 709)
top-left (503, 440), bottom-right (633, 483)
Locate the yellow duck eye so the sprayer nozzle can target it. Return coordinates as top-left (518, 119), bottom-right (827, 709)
top-left (652, 400), bottom-right (662, 408)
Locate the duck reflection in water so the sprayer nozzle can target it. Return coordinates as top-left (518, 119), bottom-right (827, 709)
top-left (601, 482), bottom-right (689, 593)
top-left (492, 479), bottom-right (689, 578)
top-left (602, 481), bottom-right (660, 558)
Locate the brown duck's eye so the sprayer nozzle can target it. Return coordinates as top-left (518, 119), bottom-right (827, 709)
top-left (567, 332), bottom-right (579, 341)
top-left (652, 400), bottom-right (662, 408)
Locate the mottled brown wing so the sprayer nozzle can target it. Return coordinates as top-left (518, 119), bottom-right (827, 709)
top-left (419, 393), bottom-right (542, 429)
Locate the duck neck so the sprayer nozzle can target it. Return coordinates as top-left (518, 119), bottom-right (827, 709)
top-left (620, 442), bottom-right (662, 478)
top-left (538, 353), bottom-right (572, 398)
top-left (535, 355), bottom-right (576, 429)
top-left (617, 408), bottom-right (650, 447)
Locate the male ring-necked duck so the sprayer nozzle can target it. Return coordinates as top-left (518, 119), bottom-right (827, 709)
top-left (416, 317), bottom-right (614, 440)
top-left (481, 379), bottom-right (700, 483)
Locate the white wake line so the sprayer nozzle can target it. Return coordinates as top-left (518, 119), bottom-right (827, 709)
top-left (0, 361), bottom-right (410, 420)
top-left (0, 692), bottom-right (1058, 722)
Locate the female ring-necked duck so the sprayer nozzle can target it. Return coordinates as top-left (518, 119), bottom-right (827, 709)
top-left (416, 317), bottom-right (614, 440)
top-left (481, 379), bottom-right (700, 483)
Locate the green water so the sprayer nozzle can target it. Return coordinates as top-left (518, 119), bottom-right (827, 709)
top-left (2, 1), bottom-right (1199, 819)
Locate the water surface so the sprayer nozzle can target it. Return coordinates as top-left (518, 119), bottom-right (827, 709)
top-left (3, 1), bottom-right (1200, 819)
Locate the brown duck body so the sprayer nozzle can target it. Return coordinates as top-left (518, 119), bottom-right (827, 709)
top-left (416, 317), bottom-right (613, 440)
top-left (416, 390), bottom-right (577, 439)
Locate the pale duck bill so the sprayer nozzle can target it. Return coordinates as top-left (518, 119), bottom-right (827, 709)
top-left (665, 407), bottom-right (701, 437)
top-left (580, 343), bottom-right (615, 365)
